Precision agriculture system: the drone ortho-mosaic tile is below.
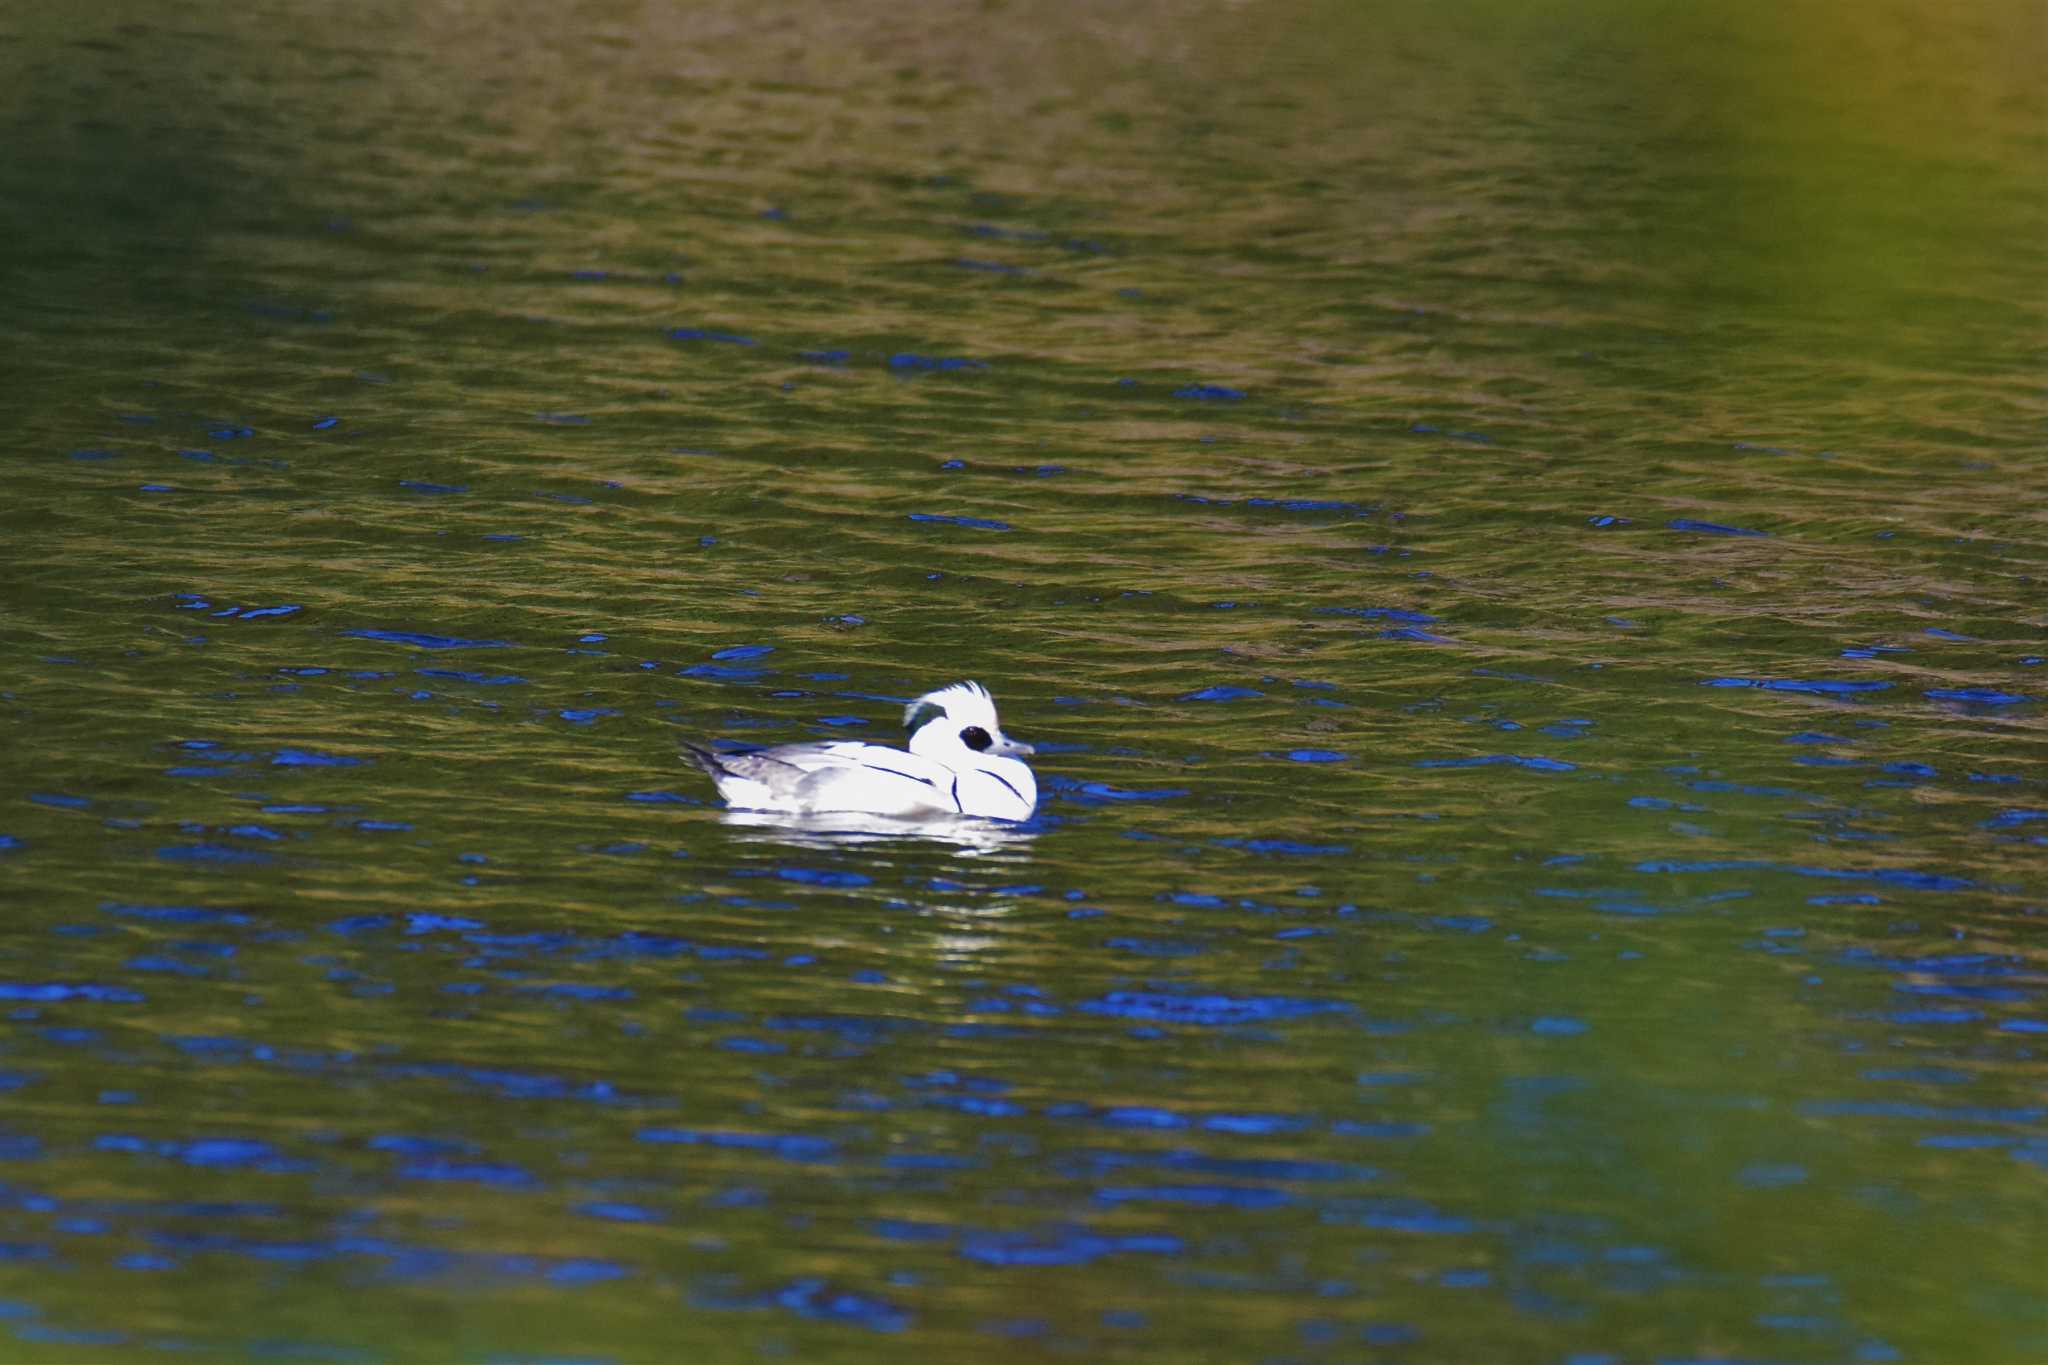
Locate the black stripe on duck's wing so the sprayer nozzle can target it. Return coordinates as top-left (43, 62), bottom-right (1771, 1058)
top-left (795, 742), bottom-right (949, 783)
top-left (861, 762), bottom-right (939, 789)
top-left (980, 769), bottom-right (1027, 805)
top-left (756, 742), bottom-right (870, 765)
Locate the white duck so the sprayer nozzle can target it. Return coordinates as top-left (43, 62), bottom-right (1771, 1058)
top-left (683, 681), bottom-right (1038, 821)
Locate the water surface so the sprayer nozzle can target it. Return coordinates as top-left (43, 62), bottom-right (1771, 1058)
top-left (2, 1), bottom-right (2044, 1361)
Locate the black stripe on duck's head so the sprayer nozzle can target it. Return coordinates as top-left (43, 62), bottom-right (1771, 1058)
top-left (903, 680), bottom-right (998, 735)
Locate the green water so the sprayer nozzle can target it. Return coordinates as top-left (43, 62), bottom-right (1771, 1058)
top-left (1, 1), bottom-right (2043, 1361)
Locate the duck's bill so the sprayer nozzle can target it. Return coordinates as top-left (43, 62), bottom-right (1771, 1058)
top-left (996, 738), bottom-right (1035, 758)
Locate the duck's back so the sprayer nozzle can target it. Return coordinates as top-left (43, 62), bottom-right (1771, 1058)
top-left (684, 742), bottom-right (959, 817)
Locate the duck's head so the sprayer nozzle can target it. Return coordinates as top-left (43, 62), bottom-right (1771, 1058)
top-left (904, 681), bottom-right (1034, 764)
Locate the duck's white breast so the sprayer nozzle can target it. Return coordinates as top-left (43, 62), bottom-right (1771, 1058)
top-left (955, 761), bottom-right (1037, 820)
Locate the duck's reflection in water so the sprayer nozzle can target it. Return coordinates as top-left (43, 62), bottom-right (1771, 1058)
top-left (715, 808), bottom-right (1040, 858)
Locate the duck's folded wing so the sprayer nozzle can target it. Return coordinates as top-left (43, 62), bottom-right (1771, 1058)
top-left (703, 742), bottom-right (929, 780)
top-left (685, 742), bottom-right (956, 814)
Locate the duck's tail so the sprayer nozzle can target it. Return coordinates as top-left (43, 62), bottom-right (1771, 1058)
top-left (680, 742), bottom-right (729, 778)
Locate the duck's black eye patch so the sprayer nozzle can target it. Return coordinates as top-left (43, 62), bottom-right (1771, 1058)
top-left (960, 726), bottom-right (993, 752)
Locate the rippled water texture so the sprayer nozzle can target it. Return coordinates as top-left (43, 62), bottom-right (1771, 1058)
top-left (3, 0), bottom-right (2045, 1360)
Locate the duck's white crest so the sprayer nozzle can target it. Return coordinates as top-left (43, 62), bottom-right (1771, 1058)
top-left (684, 680), bottom-right (1038, 823)
top-left (904, 680), bottom-right (998, 732)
